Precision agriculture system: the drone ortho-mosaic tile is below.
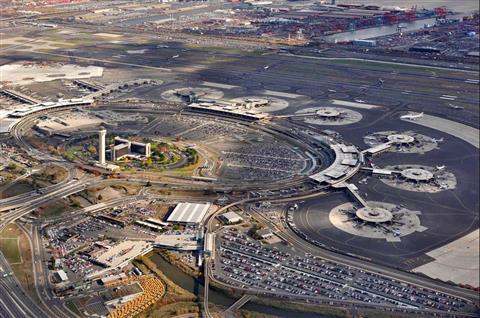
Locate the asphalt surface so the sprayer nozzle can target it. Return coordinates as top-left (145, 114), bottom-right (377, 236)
top-left (0, 23), bottom-right (478, 317)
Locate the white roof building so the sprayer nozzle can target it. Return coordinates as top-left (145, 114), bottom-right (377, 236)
top-left (167, 202), bottom-right (212, 224)
top-left (55, 270), bottom-right (68, 282)
top-left (218, 211), bottom-right (243, 224)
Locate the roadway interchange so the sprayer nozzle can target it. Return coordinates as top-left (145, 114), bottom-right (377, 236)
top-left (2, 102), bottom-right (480, 318)
top-left (1, 58), bottom-right (479, 318)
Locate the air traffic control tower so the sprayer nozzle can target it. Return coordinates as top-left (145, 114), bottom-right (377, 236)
top-left (98, 128), bottom-right (106, 165)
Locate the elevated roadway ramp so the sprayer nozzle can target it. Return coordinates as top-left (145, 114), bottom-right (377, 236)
top-left (334, 182), bottom-right (368, 207)
top-left (223, 294), bottom-right (255, 317)
top-left (73, 80), bottom-right (104, 91)
top-left (362, 142), bottom-right (393, 156)
top-left (1, 89), bottom-right (40, 105)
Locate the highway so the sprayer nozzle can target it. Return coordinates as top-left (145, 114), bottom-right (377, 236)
top-left (200, 188), bottom-right (479, 317)
top-left (0, 47), bottom-right (477, 317)
top-left (3, 115), bottom-right (478, 318)
top-left (248, 207), bottom-right (480, 302)
top-left (0, 252), bottom-right (50, 318)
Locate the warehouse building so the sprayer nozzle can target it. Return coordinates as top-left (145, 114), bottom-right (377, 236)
top-left (218, 211), bottom-right (243, 224)
top-left (166, 202), bottom-right (212, 225)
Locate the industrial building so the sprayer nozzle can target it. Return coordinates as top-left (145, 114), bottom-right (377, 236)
top-left (54, 270), bottom-right (69, 283)
top-left (256, 229), bottom-right (274, 240)
top-left (166, 202), bottom-right (212, 225)
top-left (218, 211), bottom-right (243, 224)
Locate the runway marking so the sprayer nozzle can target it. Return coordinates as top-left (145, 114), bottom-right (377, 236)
top-left (401, 114), bottom-right (479, 149)
top-left (202, 82), bottom-right (238, 89)
top-left (464, 79), bottom-right (479, 84)
top-left (280, 53), bottom-right (479, 74)
top-left (26, 50), bottom-right (172, 72)
top-left (413, 229), bottom-right (479, 287)
top-left (331, 100), bottom-right (381, 109)
top-left (262, 90), bottom-right (303, 99)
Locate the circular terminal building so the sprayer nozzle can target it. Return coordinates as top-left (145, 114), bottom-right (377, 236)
top-left (364, 131), bottom-right (438, 154)
top-left (355, 206), bottom-right (393, 224)
top-left (329, 202), bottom-right (426, 241)
top-left (296, 107), bottom-right (362, 126)
top-left (316, 108), bottom-right (342, 119)
top-left (229, 96), bottom-right (289, 113)
top-left (387, 134), bottom-right (415, 145)
top-left (161, 87), bottom-right (224, 103)
top-left (400, 168), bottom-right (434, 183)
top-left (379, 165), bottom-right (457, 193)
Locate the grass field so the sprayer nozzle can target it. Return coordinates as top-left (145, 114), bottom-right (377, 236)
top-left (0, 224), bottom-right (26, 265)
top-left (0, 224), bottom-right (38, 303)
top-left (0, 238), bottom-right (22, 264)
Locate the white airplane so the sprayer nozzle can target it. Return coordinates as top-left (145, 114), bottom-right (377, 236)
top-left (400, 112), bottom-right (424, 120)
top-left (449, 104), bottom-right (464, 110)
top-left (354, 99), bottom-right (365, 103)
top-left (436, 165), bottom-right (446, 170)
top-left (432, 137), bottom-right (444, 143)
top-left (264, 65), bottom-right (270, 70)
top-left (171, 54), bottom-right (179, 58)
top-left (328, 89), bottom-right (336, 92)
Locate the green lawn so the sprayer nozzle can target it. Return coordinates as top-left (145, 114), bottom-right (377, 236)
top-left (0, 238), bottom-right (22, 264)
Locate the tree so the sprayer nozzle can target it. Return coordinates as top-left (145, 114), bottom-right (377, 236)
top-left (88, 145), bottom-right (97, 154)
top-left (142, 157), bottom-right (153, 168)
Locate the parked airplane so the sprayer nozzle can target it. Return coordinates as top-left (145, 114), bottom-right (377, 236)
top-left (432, 137), bottom-right (444, 143)
top-left (449, 104), bottom-right (464, 110)
top-left (354, 99), bottom-right (365, 103)
top-left (436, 165), bottom-right (446, 170)
top-left (400, 112), bottom-right (424, 120)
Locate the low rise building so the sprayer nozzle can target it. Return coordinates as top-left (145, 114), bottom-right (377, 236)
top-left (166, 202), bottom-right (212, 225)
top-left (218, 211), bottom-right (243, 224)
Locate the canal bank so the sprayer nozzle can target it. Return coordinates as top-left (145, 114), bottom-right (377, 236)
top-left (149, 252), bottom-right (337, 318)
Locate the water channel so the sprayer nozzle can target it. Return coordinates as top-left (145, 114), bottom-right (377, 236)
top-left (150, 252), bottom-right (330, 318)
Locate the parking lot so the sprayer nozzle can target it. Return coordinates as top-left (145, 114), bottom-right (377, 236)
top-left (214, 228), bottom-right (475, 313)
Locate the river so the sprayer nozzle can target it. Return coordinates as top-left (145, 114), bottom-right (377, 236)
top-left (324, 0), bottom-right (479, 42)
top-left (334, 1), bottom-right (479, 13)
top-left (324, 16), bottom-right (441, 42)
top-left (150, 253), bottom-right (331, 318)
